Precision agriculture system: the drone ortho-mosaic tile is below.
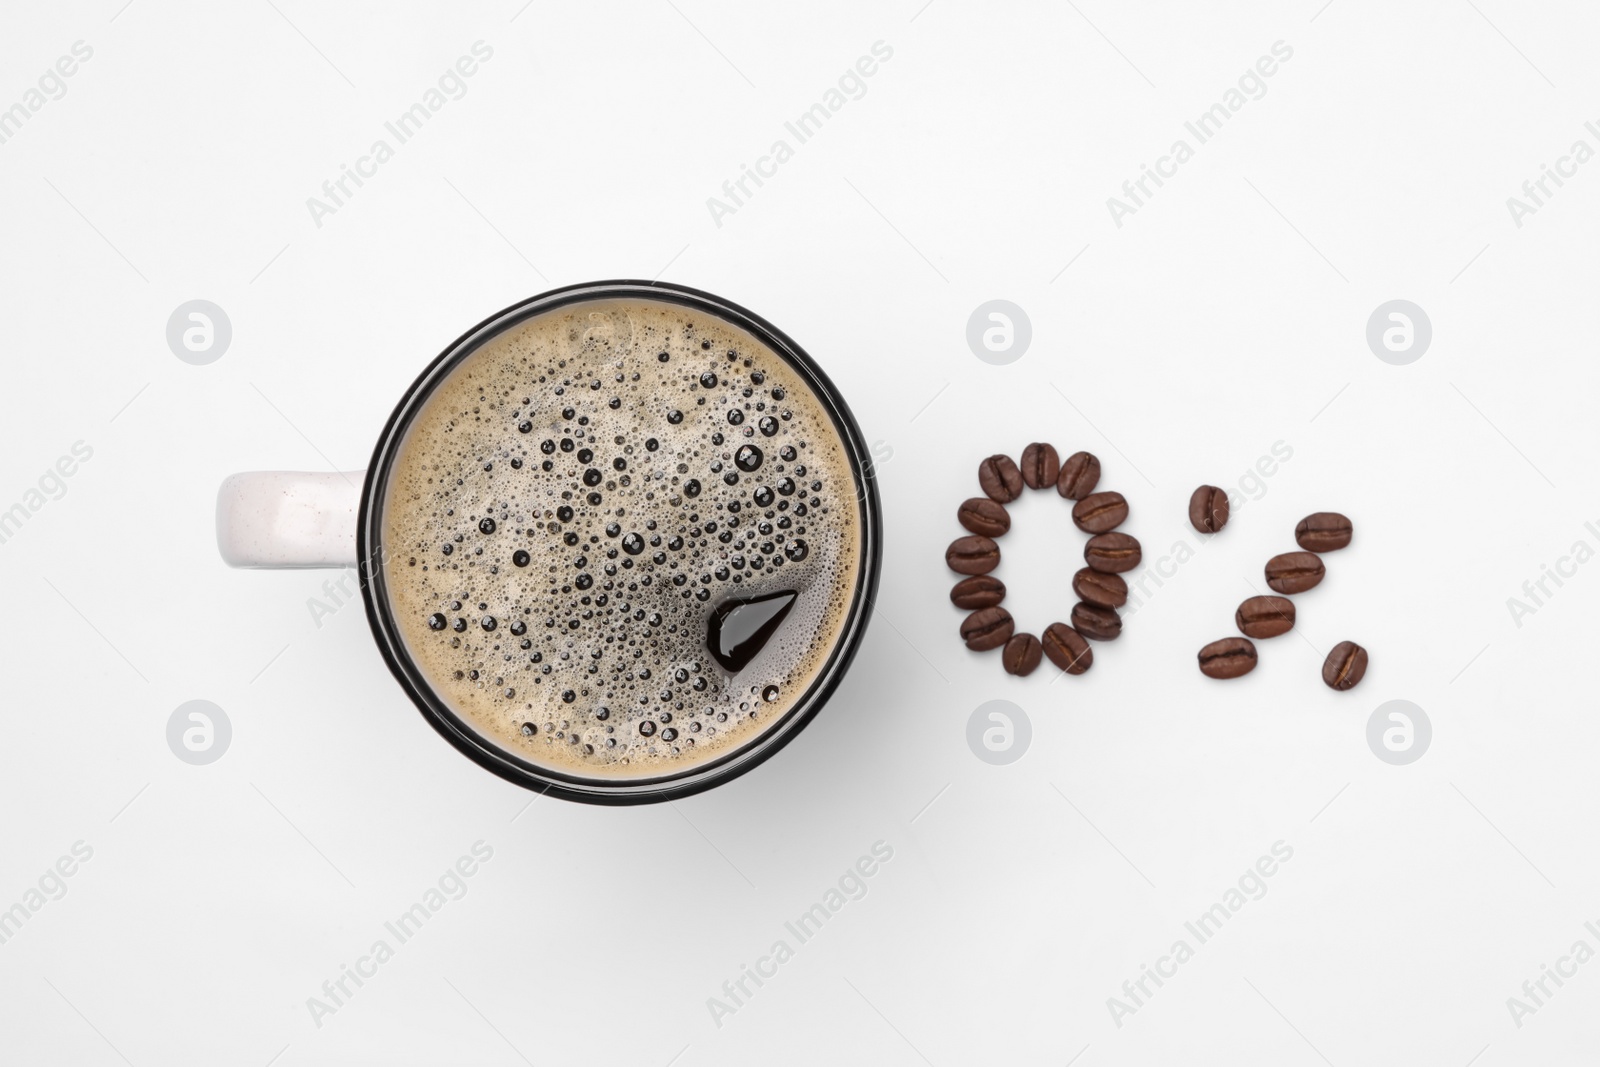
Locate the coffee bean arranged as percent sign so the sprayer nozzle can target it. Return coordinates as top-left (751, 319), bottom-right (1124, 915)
top-left (1003, 633), bottom-right (1043, 676)
top-left (1188, 485), bottom-right (1229, 534)
top-left (1264, 551), bottom-right (1326, 593)
top-left (961, 607), bottom-right (1014, 651)
top-left (1322, 640), bottom-right (1368, 690)
top-left (946, 535), bottom-right (1000, 575)
top-left (1020, 442), bottom-right (1060, 490)
top-left (1071, 491), bottom-right (1128, 534)
top-left (950, 575), bottom-right (1005, 610)
top-left (958, 497), bottom-right (1010, 537)
top-left (1043, 622), bottom-right (1093, 674)
top-left (978, 454), bottom-right (1024, 503)
top-left (1085, 532), bottom-right (1142, 573)
top-left (1198, 637), bottom-right (1258, 679)
top-left (1073, 567), bottom-right (1128, 609)
top-left (1236, 595), bottom-right (1296, 638)
top-left (1295, 512), bottom-right (1353, 552)
top-left (1056, 450), bottom-right (1101, 500)
top-left (1071, 602), bottom-right (1122, 641)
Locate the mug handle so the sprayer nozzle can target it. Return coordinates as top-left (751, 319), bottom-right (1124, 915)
top-left (216, 471), bottom-right (365, 568)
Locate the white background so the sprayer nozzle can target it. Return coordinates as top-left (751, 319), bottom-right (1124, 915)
top-left (2, 1), bottom-right (1598, 1064)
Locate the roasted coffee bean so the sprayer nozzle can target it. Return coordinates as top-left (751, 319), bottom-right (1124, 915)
top-left (1322, 640), bottom-right (1368, 690)
top-left (1072, 491), bottom-right (1128, 534)
top-left (1071, 601), bottom-right (1122, 641)
top-left (1189, 485), bottom-right (1229, 533)
top-left (1296, 512), bottom-right (1353, 552)
top-left (1020, 442), bottom-right (1060, 490)
top-left (1003, 632), bottom-right (1043, 676)
top-left (946, 535), bottom-right (1000, 575)
top-left (1198, 637), bottom-right (1257, 679)
top-left (950, 575), bottom-right (1006, 610)
top-left (978, 454), bottom-right (1024, 503)
top-left (1042, 622), bottom-right (1093, 674)
top-left (1236, 595), bottom-right (1295, 638)
top-left (1264, 551), bottom-right (1325, 594)
top-left (1084, 532), bottom-right (1141, 573)
top-left (1073, 567), bottom-right (1128, 609)
top-left (958, 497), bottom-right (1011, 537)
top-left (1056, 450), bottom-right (1101, 500)
top-left (960, 607), bottom-right (1014, 651)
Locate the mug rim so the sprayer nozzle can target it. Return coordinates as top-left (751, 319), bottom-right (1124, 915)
top-left (356, 280), bottom-right (882, 805)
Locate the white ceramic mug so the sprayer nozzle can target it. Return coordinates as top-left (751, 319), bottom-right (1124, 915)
top-left (216, 281), bottom-right (882, 804)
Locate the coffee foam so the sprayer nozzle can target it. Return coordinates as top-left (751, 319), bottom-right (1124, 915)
top-left (381, 298), bottom-right (862, 779)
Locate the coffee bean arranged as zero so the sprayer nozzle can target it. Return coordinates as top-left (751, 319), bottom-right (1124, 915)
top-left (1198, 637), bottom-right (1258, 679)
top-left (1072, 567), bottom-right (1128, 609)
top-left (1188, 485), bottom-right (1229, 534)
top-left (1056, 450), bottom-right (1101, 500)
top-left (946, 535), bottom-right (1000, 575)
top-left (1085, 532), bottom-right (1142, 573)
top-left (1020, 442), bottom-right (1061, 490)
top-left (1235, 595), bottom-right (1296, 638)
top-left (1322, 640), bottom-right (1368, 690)
top-left (1296, 512), bottom-right (1353, 553)
top-left (950, 575), bottom-right (1006, 610)
top-left (961, 607), bottom-right (1014, 651)
top-left (1264, 551), bottom-right (1326, 594)
top-left (958, 497), bottom-right (1010, 537)
top-left (1003, 633), bottom-right (1043, 676)
top-left (1071, 491), bottom-right (1128, 534)
top-left (1042, 622), bottom-right (1093, 674)
top-left (1071, 602), bottom-right (1122, 641)
top-left (978, 454), bottom-right (1024, 503)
